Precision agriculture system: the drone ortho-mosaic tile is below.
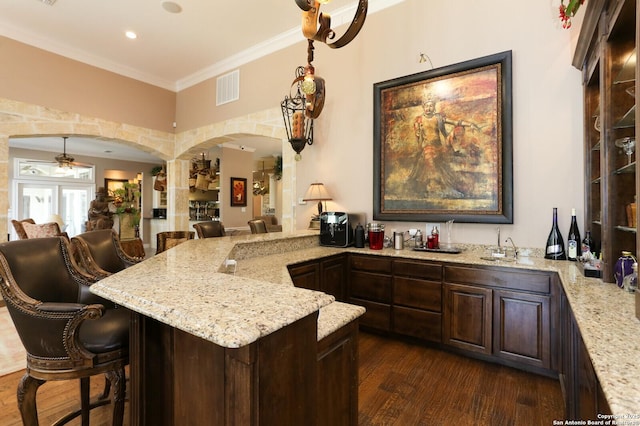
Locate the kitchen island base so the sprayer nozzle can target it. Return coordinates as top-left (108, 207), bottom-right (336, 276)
top-left (128, 307), bottom-right (361, 425)
top-left (129, 311), bottom-right (320, 425)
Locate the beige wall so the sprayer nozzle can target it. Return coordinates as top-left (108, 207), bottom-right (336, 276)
top-left (0, 37), bottom-right (177, 133)
top-left (176, 0), bottom-right (585, 247)
top-left (219, 146), bottom-right (255, 228)
top-left (0, 0), bottom-right (585, 249)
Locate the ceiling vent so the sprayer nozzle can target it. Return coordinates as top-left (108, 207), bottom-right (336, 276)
top-left (39, 0), bottom-right (57, 5)
top-left (216, 70), bottom-right (239, 106)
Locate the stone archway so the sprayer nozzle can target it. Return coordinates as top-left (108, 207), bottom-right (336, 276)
top-left (0, 98), bottom-right (295, 239)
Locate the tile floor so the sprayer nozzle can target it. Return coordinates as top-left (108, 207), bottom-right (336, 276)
top-left (0, 307), bottom-right (25, 377)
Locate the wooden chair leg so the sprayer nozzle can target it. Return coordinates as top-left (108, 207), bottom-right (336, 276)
top-left (107, 367), bottom-right (126, 426)
top-left (17, 373), bottom-right (45, 426)
top-left (80, 377), bottom-right (90, 426)
top-left (100, 374), bottom-right (112, 400)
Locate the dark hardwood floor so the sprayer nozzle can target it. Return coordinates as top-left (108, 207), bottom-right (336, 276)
top-left (358, 332), bottom-right (564, 425)
top-left (0, 332), bottom-right (564, 425)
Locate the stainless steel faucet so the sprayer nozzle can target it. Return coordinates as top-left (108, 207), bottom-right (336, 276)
top-left (505, 237), bottom-right (518, 258)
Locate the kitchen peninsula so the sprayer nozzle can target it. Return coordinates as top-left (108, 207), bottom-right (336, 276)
top-left (91, 231), bottom-right (640, 423)
top-left (90, 231), bottom-right (365, 425)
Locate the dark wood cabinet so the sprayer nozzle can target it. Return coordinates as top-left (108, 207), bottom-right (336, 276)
top-left (288, 254), bottom-right (348, 301)
top-left (442, 282), bottom-right (493, 354)
top-left (348, 255), bottom-right (393, 331)
top-left (392, 261), bottom-right (442, 342)
top-left (493, 289), bottom-right (550, 369)
top-left (321, 255), bottom-right (348, 301)
top-left (560, 291), bottom-right (612, 419)
top-left (288, 261), bottom-right (320, 291)
top-left (443, 265), bottom-right (556, 372)
top-left (317, 319), bottom-right (359, 426)
top-left (574, 0), bottom-right (638, 279)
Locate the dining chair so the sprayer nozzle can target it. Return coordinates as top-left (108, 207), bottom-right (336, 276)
top-left (253, 216), bottom-right (282, 232)
top-left (11, 218), bottom-right (69, 240)
top-left (71, 229), bottom-right (144, 278)
top-left (156, 231), bottom-right (195, 254)
top-left (0, 237), bottom-right (128, 426)
top-left (193, 221), bottom-right (226, 238)
top-left (248, 219), bottom-right (269, 234)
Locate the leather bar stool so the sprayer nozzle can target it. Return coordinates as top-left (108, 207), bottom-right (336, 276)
top-left (0, 237), bottom-right (129, 426)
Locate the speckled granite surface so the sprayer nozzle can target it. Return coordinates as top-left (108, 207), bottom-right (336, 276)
top-left (90, 232), bottom-right (339, 349)
top-left (91, 232), bottom-right (639, 416)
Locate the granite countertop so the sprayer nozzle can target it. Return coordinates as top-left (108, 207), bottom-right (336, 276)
top-left (91, 231), bottom-right (365, 348)
top-left (89, 231), bottom-right (341, 349)
top-left (91, 232), bottom-right (639, 416)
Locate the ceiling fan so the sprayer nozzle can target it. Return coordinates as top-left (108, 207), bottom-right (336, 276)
top-left (54, 136), bottom-right (75, 169)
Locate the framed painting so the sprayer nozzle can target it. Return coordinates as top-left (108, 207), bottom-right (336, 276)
top-left (231, 177), bottom-right (247, 207)
top-left (104, 178), bottom-right (128, 198)
top-left (373, 50), bottom-right (513, 223)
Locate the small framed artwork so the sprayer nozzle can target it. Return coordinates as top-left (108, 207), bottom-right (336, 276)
top-left (230, 177), bottom-right (247, 207)
top-left (104, 178), bottom-right (129, 198)
top-left (373, 50), bottom-right (513, 223)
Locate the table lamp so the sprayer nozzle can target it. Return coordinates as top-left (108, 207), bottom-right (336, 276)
top-left (302, 182), bottom-right (332, 229)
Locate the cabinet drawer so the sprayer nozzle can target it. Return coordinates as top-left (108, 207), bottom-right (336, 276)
top-left (444, 265), bottom-right (551, 294)
top-left (349, 298), bottom-right (391, 331)
top-left (350, 271), bottom-right (392, 303)
top-left (350, 254), bottom-right (392, 274)
top-left (393, 260), bottom-right (442, 281)
top-left (394, 277), bottom-right (441, 312)
top-left (393, 306), bottom-right (441, 342)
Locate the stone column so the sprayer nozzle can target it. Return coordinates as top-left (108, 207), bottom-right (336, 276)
top-left (165, 159), bottom-right (191, 232)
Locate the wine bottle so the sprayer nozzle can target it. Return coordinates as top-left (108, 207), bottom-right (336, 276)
top-left (567, 208), bottom-right (581, 261)
top-left (582, 231), bottom-right (594, 257)
top-left (545, 207), bottom-right (566, 260)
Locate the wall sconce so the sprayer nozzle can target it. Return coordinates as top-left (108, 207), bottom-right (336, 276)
top-left (303, 182), bottom-right (332, 229)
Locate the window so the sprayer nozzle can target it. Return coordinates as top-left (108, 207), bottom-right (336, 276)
top-left (11, 159), bottom-right (95, 239)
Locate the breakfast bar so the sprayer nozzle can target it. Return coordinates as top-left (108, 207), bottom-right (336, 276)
top-left (90, 231), bottom-right (364, 425)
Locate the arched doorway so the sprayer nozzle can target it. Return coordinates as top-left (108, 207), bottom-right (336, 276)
top-left (0, 98), bottom-right (294, 239)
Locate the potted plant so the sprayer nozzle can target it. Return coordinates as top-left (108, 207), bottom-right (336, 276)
top-left (273, 155), bottom-right (282, 181)
top-left (113, 182), bottom-right (141, 238)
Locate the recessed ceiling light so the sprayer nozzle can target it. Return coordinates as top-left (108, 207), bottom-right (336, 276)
top-left (125, 31), bottom-right (137, 40)
top-left (161, 1), bottom-right (183, 14)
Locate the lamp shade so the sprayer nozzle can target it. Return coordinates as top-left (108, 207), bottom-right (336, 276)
top-left (303, 183), bottom-right (332, 202)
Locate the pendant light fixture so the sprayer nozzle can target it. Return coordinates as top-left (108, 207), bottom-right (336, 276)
top-left (55, 136), bottom-right (74, 169)
top-left (282, 0), bottom-right (368, 160)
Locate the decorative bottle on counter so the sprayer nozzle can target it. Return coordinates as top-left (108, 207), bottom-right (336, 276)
top-left (354, 224), bottom-right (365, 248)
top-left (614, 251), bottom-right (636, 288)
top-left (581, 231), bottom-right (594, 257)
top-left (623, 262), bottom-right (638, 293)
top-left (428, 226), bottom-right (439, 249)
top-left (544, 207), bottom-right (566, 260)
top-left (414, 229), bottom-right (423, 248)
top-left (567, 208), bottom-right (581, 261)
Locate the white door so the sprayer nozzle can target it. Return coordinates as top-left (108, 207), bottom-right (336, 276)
top-left (13, 182), bottom-right (92, 239)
